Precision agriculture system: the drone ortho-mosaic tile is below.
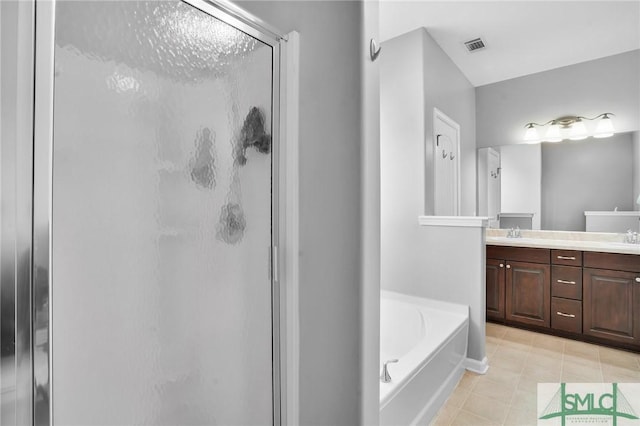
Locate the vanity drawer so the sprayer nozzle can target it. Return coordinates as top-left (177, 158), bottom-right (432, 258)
top-left (487, 245), bottom-right (550, 264)
top-left (552, 250), bottom-right (582, 267)
top-left (551, 266), bottom-right (583, 300)
top-left (583, 252), bottom-right (640, 273)
top-left (551, 297), bottom-right (582, 334)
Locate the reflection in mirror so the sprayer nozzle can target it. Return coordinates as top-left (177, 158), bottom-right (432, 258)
top-left (481, 131), bottom-right (640, 232)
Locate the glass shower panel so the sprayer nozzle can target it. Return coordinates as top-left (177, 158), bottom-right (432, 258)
top-left (51, 1), bottom-right (274, 424)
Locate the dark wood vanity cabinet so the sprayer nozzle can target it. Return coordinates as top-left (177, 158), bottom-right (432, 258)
top-left (486, 258), bottom-right (505, 320)
top-left (583, 252), bottom-right (640, 347)
top-left (487, 245), bottom-right (640, 351)
top-left (486, 246), bottom-right (550, 327)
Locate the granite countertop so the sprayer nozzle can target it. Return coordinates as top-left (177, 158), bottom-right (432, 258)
top-left (485, 229), bottom-right (640, 255)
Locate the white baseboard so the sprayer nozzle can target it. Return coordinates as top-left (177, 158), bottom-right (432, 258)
top-left (465, 356), bottom-right (489, 374)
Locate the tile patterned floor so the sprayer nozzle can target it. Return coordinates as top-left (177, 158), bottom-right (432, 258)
top-left (430, 322), bottom-right (640, 426)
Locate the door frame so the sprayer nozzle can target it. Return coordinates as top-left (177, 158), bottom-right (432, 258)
top-left (30, 1), bottom-right (298, 424)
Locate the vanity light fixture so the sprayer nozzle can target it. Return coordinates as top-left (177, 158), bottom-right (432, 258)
top-left (593, 113), bottom-right (615, 138)
top-left (523, 113), bottom-right (615, 143)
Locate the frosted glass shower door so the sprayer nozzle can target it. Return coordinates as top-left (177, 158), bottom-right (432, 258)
top-left (48, 1), bottom-right (277, 424)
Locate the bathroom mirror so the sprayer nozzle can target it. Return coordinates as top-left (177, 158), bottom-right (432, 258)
top-left (483, 131), bottom-right (640, 232)
top-left (474, 42), bottom-right (639, 233)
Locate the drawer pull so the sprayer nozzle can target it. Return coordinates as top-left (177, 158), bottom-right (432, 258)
top-left (557, 279), bottom-right (576, 285)
top-left (557, 256), bottom-right (576, 260)
top-left (556, 311), bottom-right (576, 318)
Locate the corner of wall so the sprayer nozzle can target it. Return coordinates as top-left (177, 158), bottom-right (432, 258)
top-left (633, 131), bottom-right (640, 210)
top-left (360, 1), bottom-right (380, 425)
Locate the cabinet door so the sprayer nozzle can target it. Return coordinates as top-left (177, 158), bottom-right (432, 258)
top-left (486, 259), bottom-right (505, 320)
top-left (505, 261), bottom-right (551, 327)
top-left (583, 268), bottom-right (640, 346)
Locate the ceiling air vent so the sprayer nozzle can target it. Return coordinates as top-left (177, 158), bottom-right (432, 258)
top-left (464, 37), bottom-right (486, 52)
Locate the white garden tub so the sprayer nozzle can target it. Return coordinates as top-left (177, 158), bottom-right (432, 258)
top-left (380, 290), bottom-right (469, 426)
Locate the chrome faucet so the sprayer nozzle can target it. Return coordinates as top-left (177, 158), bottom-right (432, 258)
top-left (380, 359), bottom-right (398, 383)
top-left (624, 230), bottom-right (639, 244)
top-left (506, 226), bottom-right (521, 238)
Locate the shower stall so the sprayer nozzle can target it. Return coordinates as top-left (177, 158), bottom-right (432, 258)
top-left (1, 0), bottom-right (288, 424)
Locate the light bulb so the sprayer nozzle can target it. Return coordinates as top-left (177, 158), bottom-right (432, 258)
top-left (594, 114), bottom-right (615, 138)
top-left (568, 119), bottom-right (588, 140)
top-left (523, 124), bottom-right (540, 143)
top-left (545, 122), bottom-right (562, 142)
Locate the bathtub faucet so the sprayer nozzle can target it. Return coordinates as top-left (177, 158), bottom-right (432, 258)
top-left (380, 359), bottom-right (399, 383)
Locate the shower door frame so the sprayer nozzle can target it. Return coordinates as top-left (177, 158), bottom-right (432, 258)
top-left (30, 1), bottom-right (292, 425)
top-left (0, 1), bottom-right (36, 425)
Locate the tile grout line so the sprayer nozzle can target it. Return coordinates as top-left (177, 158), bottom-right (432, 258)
top-left (559, 341), bottom-right (565, 382)
top-left (504, 350), bottom-right (526, 426)
top-left (461, 330), bottom-right (509, 426)
top-left (437, 369), bottom-right (480, 426)
top-left (493, 330), bottom-right (530, 425)
top-left (597, 346), bottom-right (604, 383)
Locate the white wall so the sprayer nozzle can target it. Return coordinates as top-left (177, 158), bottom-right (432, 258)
top-left (476, 50), bottom-right (640, 148)
top-left (381, 28), bottom-right (484, 363)
top-left (381, 29), bottom-right (424, 239)
top-left (416, 222), bottom-right (487, 364)
top-left (499, 144), bottom-right (542, 230)
top-left (541, 134), bottom-right (634, 230)
top-left (381, 27), bottom-right (476, 277)
top-left (238, 2), bottom-right (365, 424)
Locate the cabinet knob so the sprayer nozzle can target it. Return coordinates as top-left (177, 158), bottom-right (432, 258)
top-left (506, 264), bottom-right (511, 269)
top-left (499, 263), bottom-right (504, 268)
top-left (636, 277), bottom-right (640, 283)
